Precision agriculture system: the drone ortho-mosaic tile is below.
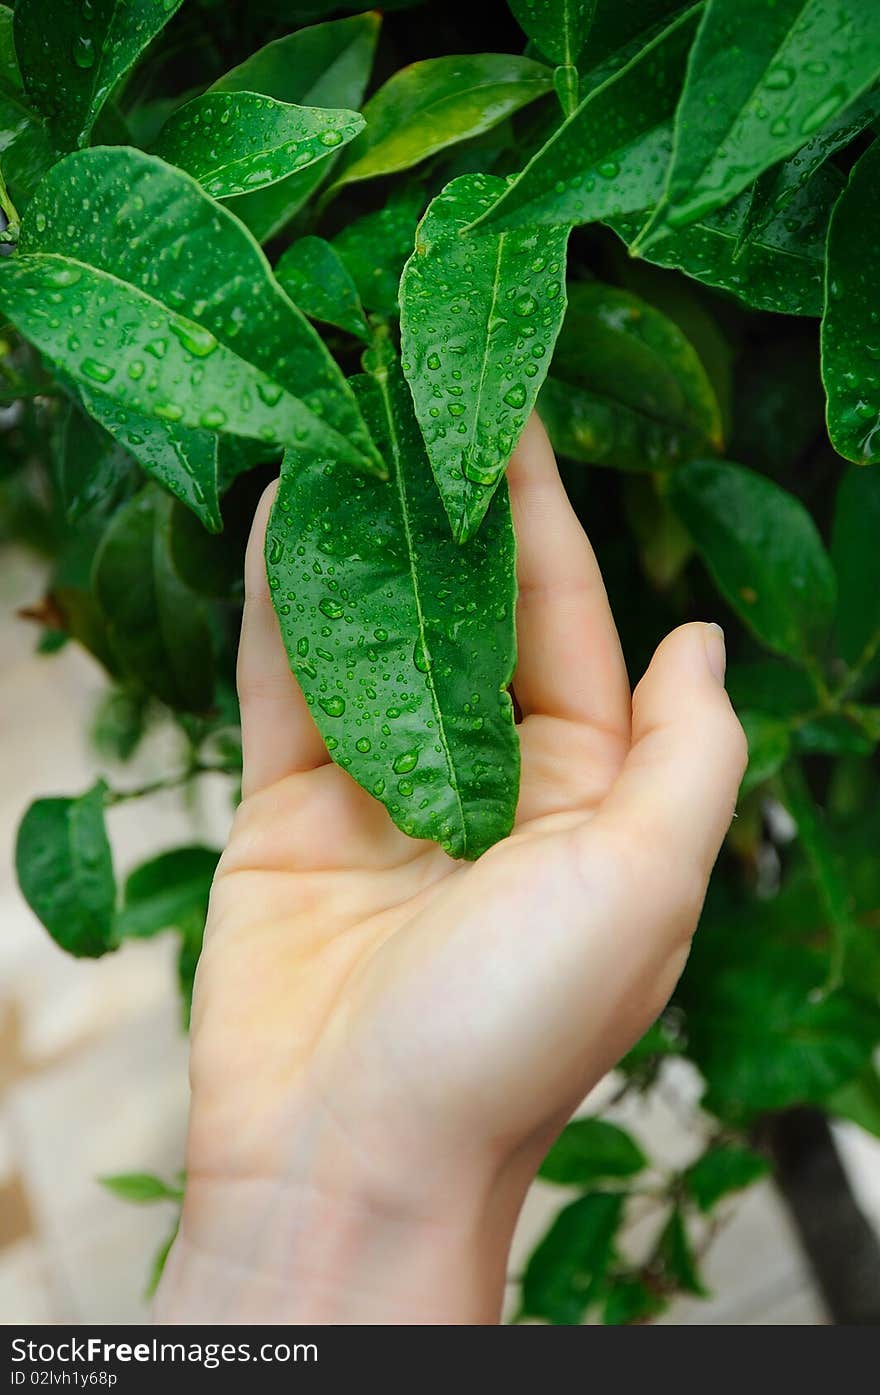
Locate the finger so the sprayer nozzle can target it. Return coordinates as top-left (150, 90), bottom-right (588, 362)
top-left (509, 414), bottom-right (630, 736)
top-left (589, 622), bottom-right (748, 897)
top-left (238, 481), bottom-right (328, 798)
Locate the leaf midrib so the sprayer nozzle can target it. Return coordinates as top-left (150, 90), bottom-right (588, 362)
top-left (459, 226), bottom-right (506, 535)
top-left (376, 372), bottom-right (467, 854)
top-left (189, 109), bottom-right (361, 186)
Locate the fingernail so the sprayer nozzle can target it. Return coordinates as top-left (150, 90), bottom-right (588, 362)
top-left (704, 623), bottom-right (726, 683)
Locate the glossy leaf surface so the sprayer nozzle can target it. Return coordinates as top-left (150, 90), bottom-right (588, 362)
top-left (16, 783), bottom-right (116, 958)
top-left (472, 8), bottom-right (699, 233)
top-left (56, 400), bottom-right (133, 523)
top-left (639, 0), bottom-right (880, 245)
top-left (266, 368), bottom-right (519, 860)
top-left (155, 92), bottom-right (364, 200)
top-left (822, 142), bottom-right (880, 466)
top-left (400, 173), bottom-right (568, 541)
top-left (14, 0), bottom-right (185, 151)
top-left (538, 282), bottom-right (721, 471)
top-left (539, 1118), bottom-right (646, 1184)
top-left (274, 236), bottom-right (370, 341)
top-left (522, 1193), bottom-right (624, 1324)
top-left (329, 54), bottom-right (554, 193)
top-left (118, 846), bottom-right (220, 939)
top-left (508, 0), bottom-right (597, 66)
top-left (668, 459), bottom-right (836, 663)
top-left (333, 186), bottom-right (424, 317)
top-left (209, 13), bottom-right (381, 242)
top-left (0, 148), bottom-right (381, 476)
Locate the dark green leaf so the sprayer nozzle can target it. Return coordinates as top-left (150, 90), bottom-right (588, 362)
top-left (827, 1066), bottom-right (880, 1139)
top-left (56, 401), bottom-right (134, 523)
top-left (603, 1275), bottom-right (666, 1325)
top-left (0, 147), bottom-right (382, 477)
top-left (80, 390), bottom-right (222, 534)
top-left (738, 87), bottom-right (880, 252)
top-left (739, 711), bottom-right (791, 793)
top-left (155, 92), bottom-right (364, 199)
top-left (684, 1144), bottom-right (770, 1212)
top-left (509, 0), bottom-right (597, 67)
top-left (611, 169), bottom-right (841, 317)
top-left (654, 1207), bottom-right (707, 1296)
top-left (638, 0), bottom-right (880, 246)
top-left (400, 173), bottom-right (569, 541)
top-left (831, 466), bottom-right (880, 669)
top-left (792, 714), bottom-right (875, 757)
top-left (540, 1118), bottom-right (647, 1185)
top-left (522, 1192), bottom-right (624, 1324)
top-left (274, 236), bottom-right (370, 342)
top-left (538, 282), bottom-right (722, 471)
top-left (584, 0), bottom-right (688, 69)
top-left (725, 660), bottom-right (820, 718)
top-left (16, 782), bottom-right (116, 958)
top-left (473, 8), bottom-right (699, 233)
top-left (92, 488), bottom-right (215, 712)
top-left (168, 500), bottom-right (242, 599)
top-left (100, 1172), bottom-right (183, 1204)
top-left (729, 335), bottom-right (824, 475)
top-left (333, 185), bottom-right (424, 317)
top-left (90, 687), bottom-right (150, 763)
top-left (0, 6), bottom-right (54, 206)
top-left (118, 846), bottom-right (220, 940)
top-left (667, 459), bottom-right (836, 663)
top-left (209, 13), bottom-right (381, 243)
top-left (266, 366), bottom-right (519, 860)
top-left (14, 0), bottom-right (185, 152)
top-left (329, 54), bottom-right (554, 194)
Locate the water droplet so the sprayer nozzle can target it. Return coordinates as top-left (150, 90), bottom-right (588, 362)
top-left (448, 402), bottom-right (465, 417)
top-left (372, 778), bottom-right (386, 796)
top-left (169, 320), bottom-right (218, 358)
top-left (34, 212), bottom-right (47, 233)
top-left (597, 159), bottom-right (619, 178)
top-left (397, 779), bottom-right (414, 797)
top-left (513, 293), bottom-right (538, 317)
top-left (257, 380), bottom-right (283, 407)
top-left (374, 627), bottom-right (388, 642)
top-left (73, 36), bottom-right (95, 69)
top-left (81, 358), bottom-right (114, 384)
top-left (355, 737), bottom-right (372, 753)
top-left (319, 597), bottom-right (344, 620)
top-left (199, 408), bottom-right (227, 429)
top-left (764, 65), bottom-right (794, 90)
top-left (413, 638), bottom-right (431, 673)
top-left (319, 696), bottom-right (346, 717)
top-left (503, 383), bottom-right (526, 409)
top-left (393, 750), bottom-right (419, 775)
top-left (145, 338), bottom-right (168, 359)
top-left (320, 129), bottom-right (344, 148)
top-left (427, 352), bottom-right (441, 370)
top-left (46, 265), bottom-right (81, 288)
top-left (268, 537), bottom-right (283, 564)
top-left (155, 402), bottom-right (184, 422)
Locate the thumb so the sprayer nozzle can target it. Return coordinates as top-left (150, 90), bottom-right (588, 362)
top-left (590, 622), bottom-right (748, 899)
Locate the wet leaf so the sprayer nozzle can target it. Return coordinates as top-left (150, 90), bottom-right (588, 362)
top-left (638, 0), bottom-right (880, 246)
top-left (540, 1118), bottom-right (647, 1184)
top-left (14, 0), bottom-right (185, 151)
top-left (155, 92), bottom-right (364, 200)
top-left (16, 782), bottom-right (117, 958)
top-left (0, 147), bottom-right (382, 477)
top-left (92, 488), bottom-right (215, 712)
top-left (471, 8), bottom-right (699, 233)
top-left (611, 167), bottom-right (841, 317)
top-left (667, 459), bottom-right (836, 663)
top-left (266, 366), bottom-right (519, 860)
top-left (508, 0), bottom-right (597, 67)
top-left (329, 54), bottom-right (554, 194)
top-left (739, 711), bottom-right (791, 793)
top-left (822, 141), bottom-right (880, 466)
top-left (56, 400), bottom-right (134, 523)
top-left (274, 236), bottom-right (370, 342)
top-left (333, 185), bottom-right (424, 317)
top-left (538, 282), bottom-right (722, 471)
top-left (522, 1192), bottom-right (624, 1324)
top-left (210, 13), bottom-right (381, 242)
top-left (0, 4), bottom-right (55, 204)
top-left (400, 173), bottom-right (569, 541)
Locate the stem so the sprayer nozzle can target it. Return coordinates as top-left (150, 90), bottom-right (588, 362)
top-left (554, 64), bottom-right (580, 117)
top-left (104, 761), bottom-right (237, 806)
top-left (780, 760), bottom-right (858, 992)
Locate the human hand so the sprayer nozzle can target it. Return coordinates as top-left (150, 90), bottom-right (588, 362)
top-left (155, 416), bottom-right (746, 1325)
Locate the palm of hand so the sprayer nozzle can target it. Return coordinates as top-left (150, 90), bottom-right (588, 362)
top-left (185, 419), bottom-right (745, 1203)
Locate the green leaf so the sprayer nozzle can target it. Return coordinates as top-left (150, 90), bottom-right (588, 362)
top-left (509, 0), bottom-right (597, 66)
top-left (638, 0), bottom-right (880, 246)
top-left (827, 1066), bottom-right (880, 1139)
top-left (80, 390), bottom-right (222, 534)
top-left (823, 142), bottom-right (880, 466)
top-left (92, 488), bottom-right (215, 712)
top-left (90, 687), bottom-right (150, 764)
top-left (603, 1275), bottom-right (666, 1325)
top-left (118, 846), bottom-right (220, 940)
top-left (654, 1207), bottom-right (707, 1296)
top-left (266, 366), bottom-right (520, 860)
top-left (792, 714), bottom-right (875, 757)
top-left (0, 147), bottom-right (382, 477)
top-left (400, 173), bottom-right (569, 542)
top-left (667, 459), bottom-right (836, 663)
top-left (539, 1118), bottom-right (647, 1185)
top-left (611, 169), bottom-right (841, 317)
top-left (584, 0), bottom-right (689, 69)
top-left (0, 6), bottom-right (54, 206)
top-left (56, 400), bottom-right (134, 523)
top-left (99, 1173), bottom-right (182, 1204)
top-left (329, 54), bottom-right (554, 194)
top-left (726, 660), bottom-right (820, 718)
top-left (208, 13), bottom-right (380, 243)
top-left (729, 335), bottom-right (824, 475)
top-left (738, 87), bottom-right (880, 253)
top-left (522, 1192), bottom-right (624, 1324)
top-left (155, 92), bottom-right (364, 200)
top-left (831, 466), bottom-right (880, 669)
top-left (14, 0), bottom-right (185, 152)
top-left (684, 1144), bottom-right (770, 1212)
top-left (16, 782), bottom-right (116, 958)
top-left (333, 185), bottom-right (424, 317)
top-left (274, 236), bottom-right (370, 342)
top-left (538, 282), bottom-right (722, 471)
top-left (472, 8), bottom-right (699, 233)
top-left (146, 1218), bottom-right (179, 1299)
top-left (739, 710), bottom-right (791, 793)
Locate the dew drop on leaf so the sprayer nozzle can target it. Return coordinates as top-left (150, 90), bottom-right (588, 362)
top-left (319, 696), bottom-right (346, 717)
